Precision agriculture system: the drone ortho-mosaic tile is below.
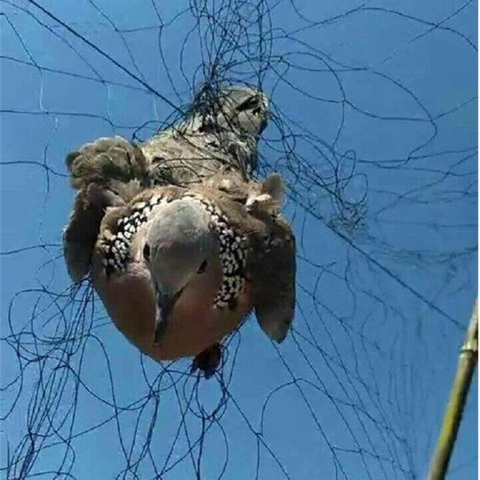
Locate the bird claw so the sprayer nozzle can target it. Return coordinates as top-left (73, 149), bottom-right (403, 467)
top-left (191, 343), bottom-right (222, 380)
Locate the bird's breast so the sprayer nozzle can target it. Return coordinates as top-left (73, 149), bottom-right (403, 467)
top-left (92, 254), bottom-right (253, 361)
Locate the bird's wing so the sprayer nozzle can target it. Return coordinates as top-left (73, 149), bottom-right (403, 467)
top-left (195, 180), bottom-right (296, 344)
top-left (247, 214), bottom-right (296, 343)
top-left (63, 136), bottom-right (148, 282)
top-left (66, 135), bottom-right (148, 191)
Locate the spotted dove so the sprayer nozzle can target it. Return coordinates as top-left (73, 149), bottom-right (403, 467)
top-left (91, 180), bottom-right (296, 362)
top-left (62, 85), bottom-right (295, 369)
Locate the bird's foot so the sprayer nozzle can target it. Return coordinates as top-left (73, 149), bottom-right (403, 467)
top-left (191, 343), bottom-right (222, 380)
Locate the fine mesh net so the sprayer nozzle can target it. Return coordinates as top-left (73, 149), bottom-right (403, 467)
top-left (1, 1), bottom-right (477, 479)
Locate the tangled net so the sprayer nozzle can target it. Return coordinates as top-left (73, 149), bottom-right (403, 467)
top-left (1, 1), bottom-right (477, 479)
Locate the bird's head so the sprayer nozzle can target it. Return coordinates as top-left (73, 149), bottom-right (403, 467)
top-left (143, 197), bottom-right (217, 344)
top-left (215, 85), bottom-right (269, 137)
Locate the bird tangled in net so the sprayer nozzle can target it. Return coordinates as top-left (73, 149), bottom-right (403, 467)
top-left (62, 85), bottom-right (296, 379)
top-left (1, 1), bottom-right (476, 479)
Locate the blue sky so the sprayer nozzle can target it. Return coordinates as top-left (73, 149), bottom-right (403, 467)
top-left (1, 1), bottom-right (477, 479)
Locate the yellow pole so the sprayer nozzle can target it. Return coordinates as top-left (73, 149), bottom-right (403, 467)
top-left (426, 300), bottom-right (478, 480)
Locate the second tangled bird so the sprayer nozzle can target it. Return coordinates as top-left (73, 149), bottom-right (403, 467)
top-left (62, 85), bottom-right (296, 378)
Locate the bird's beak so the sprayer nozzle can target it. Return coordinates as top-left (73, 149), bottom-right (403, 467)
top-left (153, 287), bottom-right (184, 345)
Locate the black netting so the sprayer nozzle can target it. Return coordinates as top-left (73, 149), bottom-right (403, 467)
top-left (1, 1), bottom-right (477, 479)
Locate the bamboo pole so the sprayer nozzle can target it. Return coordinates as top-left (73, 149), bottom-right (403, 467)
top-left (426, 300), bottom-right (478, 480)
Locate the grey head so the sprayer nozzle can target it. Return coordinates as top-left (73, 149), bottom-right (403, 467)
top-left (184, 85), bottom-right (269, 139)
top-left (142, 197), bottom-right (217, 343)
top-left (213, 85), bottom-right (269, 137)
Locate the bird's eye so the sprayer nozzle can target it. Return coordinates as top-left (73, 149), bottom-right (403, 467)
top-left (236, 96), bottom-right (259, 112)
top-left (197, 260), bottom-right (207, 274)
top-left (143, 243), bottom-right (151, 262)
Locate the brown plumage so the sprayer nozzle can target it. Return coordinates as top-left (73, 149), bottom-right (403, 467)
top-left (63, 137), bottom-right (149, 281)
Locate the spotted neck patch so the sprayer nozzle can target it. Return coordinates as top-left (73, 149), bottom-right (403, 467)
top-left (101, 193), bottom-right (247, 310)
top-left (189, 194), bottom-right (246, 309)
top-left (101, 194), bottom-right (170, 277)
